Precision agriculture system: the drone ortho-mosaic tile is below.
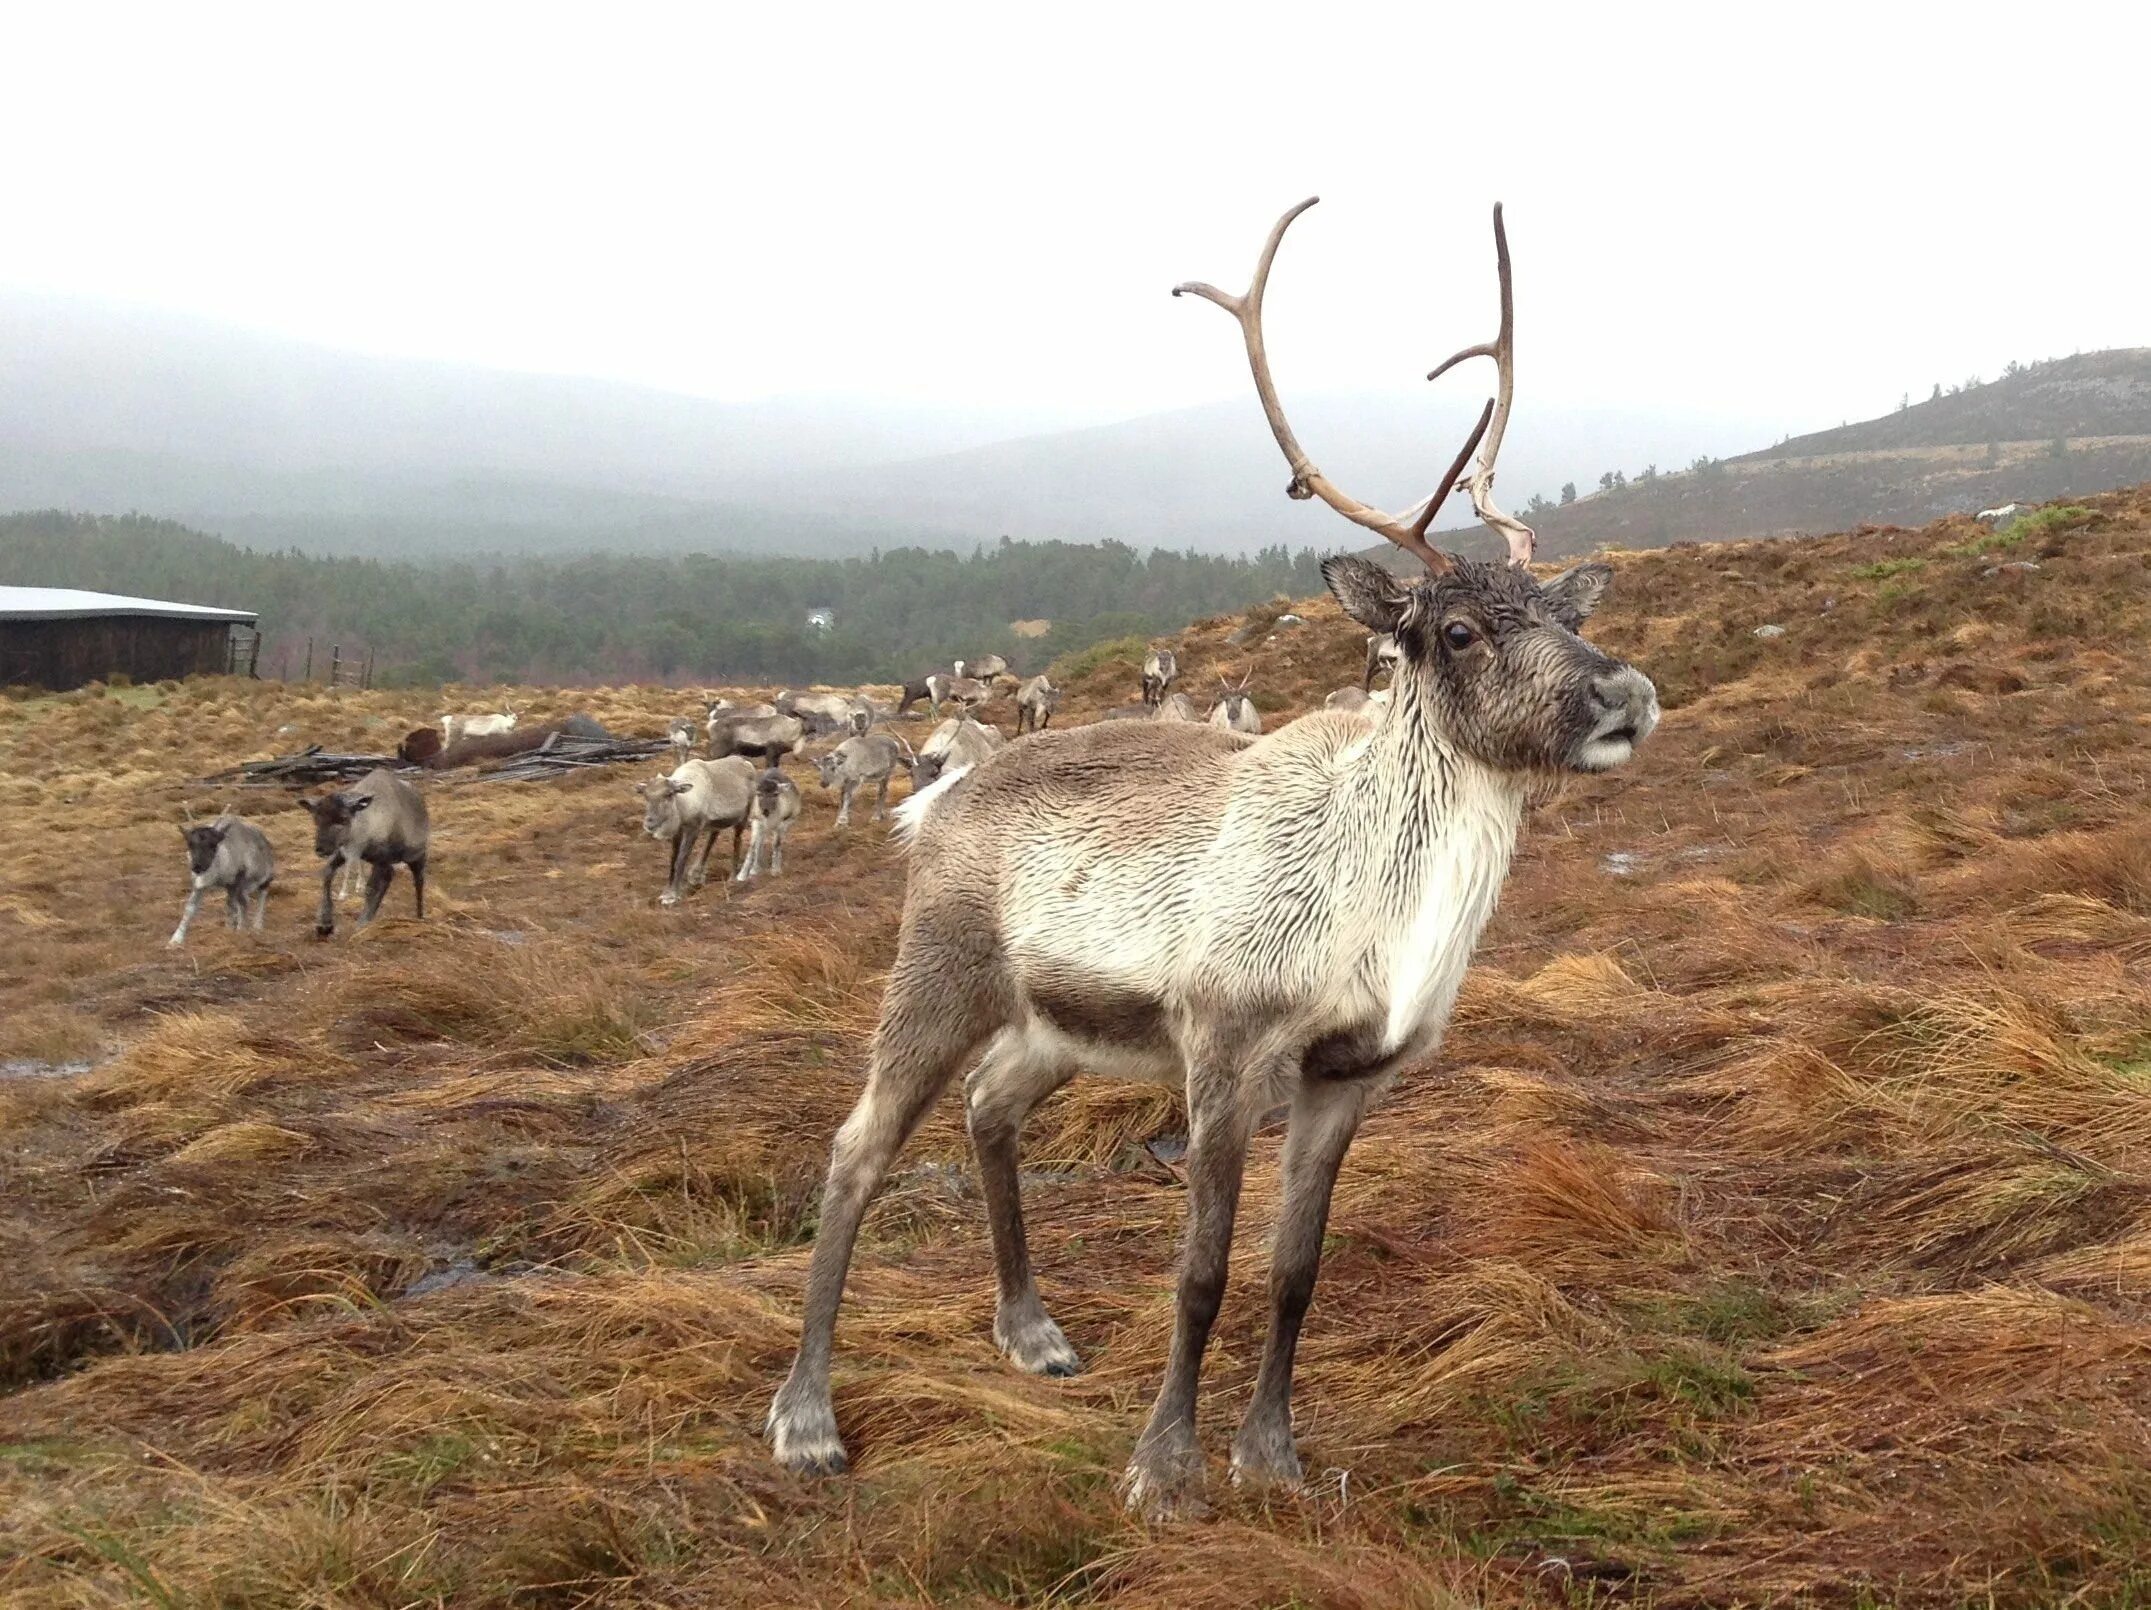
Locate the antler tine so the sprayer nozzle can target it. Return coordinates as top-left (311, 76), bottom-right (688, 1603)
top-left (1425, 203), bottom-right (1534, 566)
top-left (1413, 396), bottom-right (1494, 542)
top-left (1176, 197), bottom-right (1458, 576)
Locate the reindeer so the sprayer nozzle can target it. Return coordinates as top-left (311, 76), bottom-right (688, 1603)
top-left (168, 815), bottom-right (275, 947)
top-left (928, 673), bottom-right (994, 717)
top-left (1207, 672), bottom-right (1261, 735)
top-left (1014, 674), bottom-right (1061, 734)
top-left (767, 199), bottom-right (1659, 1516)
top-left (1152, 691), bottom-right (1200, 722)
top-left (813, 733), bottom-right (915, 828)
top-left (739, 767), bottom-right (802, 880)
top-left (955, 654), bottom-right (1012, 684)
top-left (708, 710), bottom-right (808, 766)
top-left (303, 769), bottom-right (429, 938)
top-left (778, 690), bottom-right (858, 736)
top-left (1140, 648), bottom-right (1178, 707)
top-left (637, 757), bottom-right (756, 905)
top-left (1363, 632), bottom-right (1400, 690)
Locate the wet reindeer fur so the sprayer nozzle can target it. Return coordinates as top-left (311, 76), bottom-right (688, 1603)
top-left (769, 552), bottom-right (1658, 1512)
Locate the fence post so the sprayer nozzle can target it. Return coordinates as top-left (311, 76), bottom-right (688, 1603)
top-left (330, 645), bottom-right (342, 687)
top-left (304, 639), bottom-right (313, 682)
top-left (364, 647), bottom-right (375, 690)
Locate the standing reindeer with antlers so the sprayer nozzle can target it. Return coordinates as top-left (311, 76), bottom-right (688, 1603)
top-left (766, 199), bottom-right (1660, 1516)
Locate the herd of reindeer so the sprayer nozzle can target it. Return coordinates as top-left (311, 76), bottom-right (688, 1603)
top-left (165, 198), bottom-right (1669, 1521)
top-left (163, 635), bottom-right (1399, 946)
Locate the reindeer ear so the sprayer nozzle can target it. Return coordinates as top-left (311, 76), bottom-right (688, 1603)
top-left (1540, 562), bottom-right (1613, 628)
top-left (668, 780), bottom-right (692, 795)
top-left (1322, 555), bottom-right (1410, 635)
top-left (344, 794), bottom-right (373, 813)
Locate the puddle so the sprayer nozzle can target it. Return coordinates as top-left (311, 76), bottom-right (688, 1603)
top-left (402, 1257), bottom-right (491, 1299)
top-left (0, 1058), bottom-right (92, 1080)
top-left (1600, 851), bottom-right (1647, 877)
top-left (1899, 743), bottom-right (1970, 761)
top-left (478, 929), bottom-right (528, 946)
top-left (1146, 1134), bottom-right (1188, 1166)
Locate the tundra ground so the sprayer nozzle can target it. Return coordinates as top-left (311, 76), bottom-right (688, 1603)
top-left (3, 494), bottom-right (2149, 1607)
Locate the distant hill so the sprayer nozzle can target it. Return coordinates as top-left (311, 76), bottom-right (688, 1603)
top-left (0, 293), bottom-right (1777, 561)
top-left (1505, 350), bottom-right (2151, 560)
top-left (8, 293), bottom-right (2147, 564)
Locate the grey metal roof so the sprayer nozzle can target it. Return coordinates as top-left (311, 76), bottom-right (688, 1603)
top-left (0, 586), bottom-right (257, 624)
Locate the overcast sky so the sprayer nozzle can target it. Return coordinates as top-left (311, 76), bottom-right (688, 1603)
top-left (9, 3), bottom-right (2142, 443)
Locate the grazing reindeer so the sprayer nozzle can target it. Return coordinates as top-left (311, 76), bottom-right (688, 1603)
top-left (740, 767), bottom-right (802, 880)
top-left (928, 673), bottom-right (994, 717)
top-left (768, 198), bottom-right (1659, 1516)
top-left (1014, 674), bottom-right (1061, 734)
top-left (1140, 648), bottom-right (1178, 707)
top-left (1363, 632), bottom-right (1399, 690)
top-left (778, 690), bottom-right (858, 736)
top-left (303, 768), bottom-right (429, 938)
top-left (708, 710), bottom-right (808, 766)
top-left (1152, 691), bottom-right (1200, 723)
top-left (667, 716), bottom-right (700, 759)
top-left (956, 653), bottom-right (1012, 684)
top-left (910, 715), bottom-right (1004, 787)
top-left (1207, 672), bottom-right (1261, 735)
top-left (168, 815), bottom-right (275, 947)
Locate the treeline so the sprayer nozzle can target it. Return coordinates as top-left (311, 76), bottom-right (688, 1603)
top-left (0, 511), bottom-right (1327, 686)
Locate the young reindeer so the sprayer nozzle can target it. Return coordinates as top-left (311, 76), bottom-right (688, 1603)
top-left (769, 200), bottom-right (1660, 1510)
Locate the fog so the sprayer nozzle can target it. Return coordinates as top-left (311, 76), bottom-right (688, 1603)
top-left (5, 3), bottom-right (2143, 554)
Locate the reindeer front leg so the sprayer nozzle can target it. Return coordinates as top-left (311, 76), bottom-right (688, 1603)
top-left (1231, 1076), bottom-right (1371, 1488)
top-left (168, 882), bottom-right (208, 947)
top-left (1121, 1052), bottom-right (1257, 1520)
top-left (315, 855), bottom-right (342, 937)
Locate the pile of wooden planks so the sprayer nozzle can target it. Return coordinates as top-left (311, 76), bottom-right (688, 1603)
top-left (201, 726), bottom-right (672, 789)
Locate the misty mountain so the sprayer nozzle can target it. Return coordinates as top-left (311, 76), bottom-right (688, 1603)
top-left (1, 294), bottom-right (1784, 560)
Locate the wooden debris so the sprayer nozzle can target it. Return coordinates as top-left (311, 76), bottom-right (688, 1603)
top-left (198, 726), bottom-right (672, 789)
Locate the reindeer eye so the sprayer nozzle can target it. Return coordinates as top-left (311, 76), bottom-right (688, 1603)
top-left (1442, 621), bottom-right (1480, 651)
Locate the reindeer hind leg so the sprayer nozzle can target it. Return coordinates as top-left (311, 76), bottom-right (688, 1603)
top-left (965, 1035), bottom-right (1078, 1375)
top-left (768, 911), bottom-right (1011, 1474)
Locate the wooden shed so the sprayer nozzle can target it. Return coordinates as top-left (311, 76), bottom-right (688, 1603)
top-left (0, 586), bottom-right (258, 692)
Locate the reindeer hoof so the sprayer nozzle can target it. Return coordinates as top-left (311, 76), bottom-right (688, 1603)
top-left (1120, 1427), bottom-right (1205, 1522)
top-left (995, 1310), bottom-right (1082, 1377)
top-left (767, 1392), bottom-right (849, 1476)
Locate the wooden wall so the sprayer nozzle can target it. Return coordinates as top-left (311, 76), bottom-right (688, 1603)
top-left (0, 617), bottom-right (244, 692)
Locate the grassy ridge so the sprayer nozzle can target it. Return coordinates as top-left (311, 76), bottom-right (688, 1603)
top-left (2, 490), bottom-right (2149, 1604)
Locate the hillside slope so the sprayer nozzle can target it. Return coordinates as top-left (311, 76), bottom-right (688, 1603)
top-left (3, 491), bottom-right (2149, 1604)
top-left (1517, 350), bottom-right (2151, 557)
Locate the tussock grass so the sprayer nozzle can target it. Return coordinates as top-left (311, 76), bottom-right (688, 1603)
top-left (4, 489), bottom-right (2151, 1602)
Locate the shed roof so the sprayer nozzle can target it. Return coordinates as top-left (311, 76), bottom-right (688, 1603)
top-left (0, 586), bottom-right (257, 624)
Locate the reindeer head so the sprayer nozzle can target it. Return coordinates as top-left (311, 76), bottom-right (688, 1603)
top-left (181, 822), bottom-right (229, 875)
top-left (813, 750), bottom-right (843, 789)
top-left (301, 791), bottom-right (372, 857)
top-left (1324, 554), bottom-right (1654, 774)
top-left (634, 775), bottom-right (691, 839)
top-left (1179, 196), bottom-right (1657, 774)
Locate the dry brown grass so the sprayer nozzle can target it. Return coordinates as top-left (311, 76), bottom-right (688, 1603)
top-left (4, 490), bottom-right (2151, 1605)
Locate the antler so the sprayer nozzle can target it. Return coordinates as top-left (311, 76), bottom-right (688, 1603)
top-left (1425, 204), bottom-right (1534, 566)
top-left (1175, 197), bottom-right (1495, 576)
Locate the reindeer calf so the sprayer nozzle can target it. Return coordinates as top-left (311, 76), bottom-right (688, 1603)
top-left (168, 816), bottom-right (275, 946)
